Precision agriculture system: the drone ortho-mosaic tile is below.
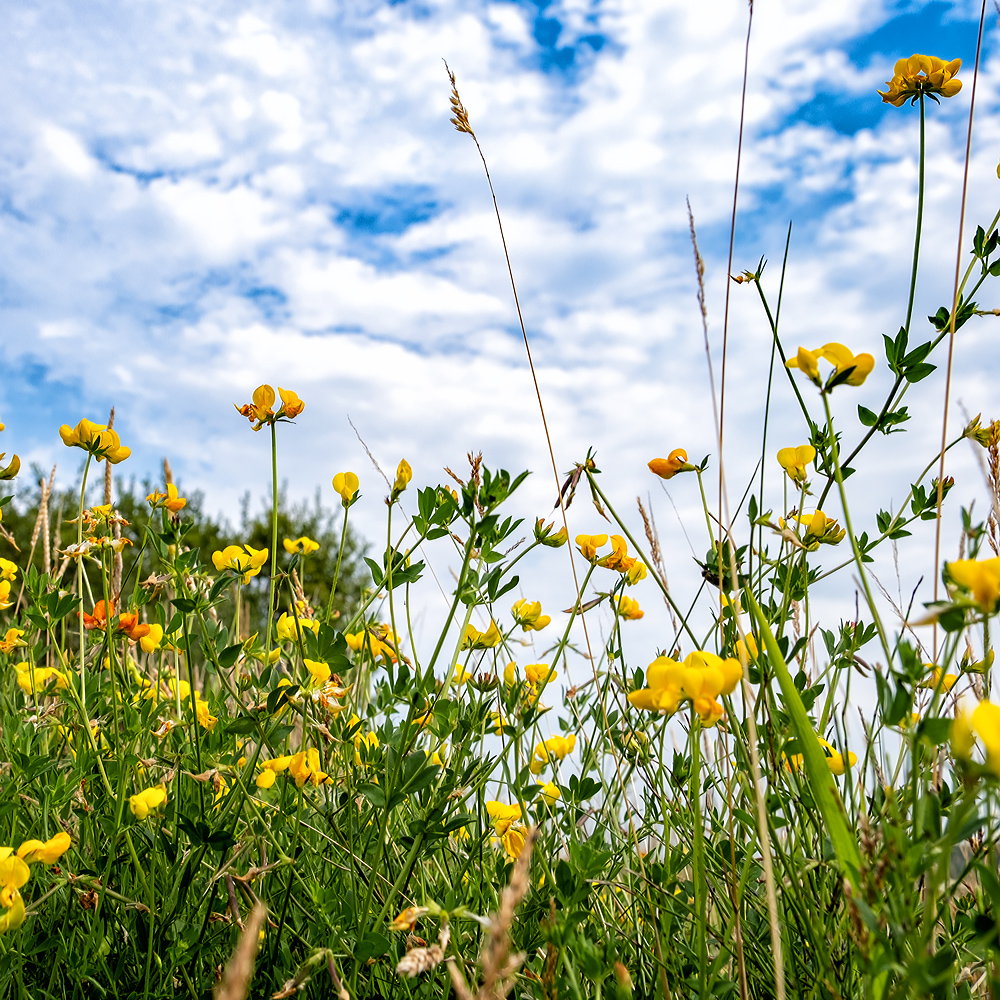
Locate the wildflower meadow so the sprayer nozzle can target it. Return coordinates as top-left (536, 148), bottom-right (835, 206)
top-left (3, 21), bottom-right (1000, 1000)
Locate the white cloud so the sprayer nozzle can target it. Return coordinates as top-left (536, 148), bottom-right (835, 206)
top-left (1, 0), bottom-right (998, 683)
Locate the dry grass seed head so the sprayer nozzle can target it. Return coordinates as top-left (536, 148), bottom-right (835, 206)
top-left (214, 902), bottom-right (266, 1000)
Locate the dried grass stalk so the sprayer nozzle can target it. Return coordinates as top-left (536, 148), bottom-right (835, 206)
top-left (214, 902), bottom-right (266, 1000)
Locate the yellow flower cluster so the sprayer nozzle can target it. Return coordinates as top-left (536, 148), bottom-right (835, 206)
top-left (576, 534), bottom-right (647, 584)
top-left (878, 54), bottom-right (962, 107)
top-left (529, 734), bottom-right (576, 774)
top-left (511, 599), bottom-right (551, 632)
top-left (130, 785), bottom-right (167, 820)
top-left (486, 801), bottom-right (526, 860)
top-left (211, 544), bottom-right (268, 585)
top-left (0, 832), bottom-right (71, 933)
top-left (346, 624), bottom-right (400, 661)
top-left (283, 536), bottom-right (319, 555)
top-left (460, 621), bottom-right (502, 650)
top-left (614, 595), bottom-right (643, 620)
top-left (255, 747), bottom-right (332, 788)
top-left (59, 419), bottom-right (130, 464)
top-left (786, 343), bottom-right (874, 389)
top-left (146, 484), bottom-right (186, 514)
top-left (235, 385), bottom-right (304, 431)
top-left (628, 651), bottom-right (743, 726)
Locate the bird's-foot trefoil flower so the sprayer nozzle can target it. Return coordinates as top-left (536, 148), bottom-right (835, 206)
top-left (878, 54), bottom-right (962, 107)
top-left (648, 448), bottom-right (695, 480)
top-left (786, 343), bottom-right (874, 390)
top-left (777, 445), bottom-right (816, 485)
top-left (511, 599), bottom-right (551, 631)
top-left (332, 471), bottom-right (359, 505)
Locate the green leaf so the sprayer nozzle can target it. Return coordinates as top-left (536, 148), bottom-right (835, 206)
top-left (858, 405), bottom-right (878, 427)
top-left (358, 783), bottom-right (386, 808)
top-left (745, 590), bottom-right (861, 889)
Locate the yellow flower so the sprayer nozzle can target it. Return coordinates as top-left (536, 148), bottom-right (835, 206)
top-left (525, 662), bottom-right (556, 686)
top-left (539, 781), bottom-right (561, 806)
top-left (234, 384), bottom-right (276, 430)
top-left (14, 662), bottom-right (69, 697)
top-left (503, 661), bottom-right (519, 687)
top-left (947, 558), bottom-right (1000, 613)
top-left (460, 621), bottom-right (502, 650)
top-left (878, 54), bottom-right (962, 107)
top-left (392, 459), bottom-right (412, 499)
top-left (511, 599), bottom-right (551, 631)
top-left (255, 769), bottom-right (277, 789)
top-left (918, 664), bottom-right (958, 692)
top-left (785, 737), bottom-right (857, 775)
top-left (332, 471), bottom-right (360, 505)
top-left (303, 658), bottom-right (331, 687)
top-left (0, 453), bottom-right (19, 481)
top-left (776, 445), bottom-right (816, 485)
top-left (390, 906), bottom-right (429, 932)
top-left (140, 624), bottom-right (164, 654)
top-left (146, 484), bottom-right (186, 514)
top-left (129, 784), bottom-right (167, 820)
top-left (277, 387), bottom-right (305, 419)
top-left (529, 734), bottom-right (576, 774)
top-left (795, 510), bottom-right (846, 547)
top-left (288, 747), bottom-right (330, 787)
top-left (786, 343), bottom-right (874, 389)
top-left (596, 535), bottom-right (647, 584)
top-left (614, 595), bottom-right (643, 620)
top-left (0, 560), bottom-right (17, 583)
top-left (275, 611), bottom-right (320, 642)
top-left (283, 536), bottom-right (319, 555)
top-left (0, 888), bottom-right (24, 934)
top-left (576, 533), bottom-right (608, 562)
top-left (17, 831), bottom-right (71, 864)
top-left (211, 544), bottom-right (269, 585)
top-left (58, 419), bottom-right (131, 464)
top-left (0, 628), bottom-right (25, 654)
top-left (194, 694), bottom-right (217, 732)
top-left (648, 448), bottom-right (694, 480)
top-left (500, 825), bottom-right (527, 861)
top-left (486, 801), bottom-right (522, 836)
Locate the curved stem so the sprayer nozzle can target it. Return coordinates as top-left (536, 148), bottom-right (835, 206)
top-left (77, 454), bottom-right (93, 702)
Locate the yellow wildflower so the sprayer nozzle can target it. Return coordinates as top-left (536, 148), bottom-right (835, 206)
top-left (878, 54), bottom-right (962, 107)
top-left (129, 785), bottom-right (167, 820)
top-left (283, 536), bottom-right (319, 555)
top-left (277, 387), bottom-right (305, 419)
top-left (529, 734), bottom-right (576, 774)
top-left (211, 544), bottom-right (268, 585)
top-left (576, 533), bottom-right (608, 562)
top-left (17, 831), bottom-right (71, 864)
top-left (786, 343), bottom-right (874, 389)
top-left (146, 484), bottom-right (186, 514)
top-left (947, 557), bottom-right (1000, 613)
top-left (460, 621), bottom-right (502, 650)
top-left (539, 781), bottom-right (561, 806)
top-left (485, 801), bottom-right (522, 836)
top-left (332, 471), bottom-right (359, 505)
top-left (614, 595), bottom-right (644, 620)
top-left (776, 445), bottom-right (816, 485)
top-left (648, 448), bottom-right (694, 480)
top-left (391, 459), bottom-right (412, 499)
top-left (511, 599), bottom-right (551, 632)
top-left (58, 419), bottom-right (131, 463)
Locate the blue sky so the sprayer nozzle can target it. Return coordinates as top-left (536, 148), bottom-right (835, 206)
top-left (1, 0), bottom-right (999, 669)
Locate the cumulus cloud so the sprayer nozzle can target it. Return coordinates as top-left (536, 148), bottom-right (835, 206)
top-left (0, 0), bottom-right (997, 673)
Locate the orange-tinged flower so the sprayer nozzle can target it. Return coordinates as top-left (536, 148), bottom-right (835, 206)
top-left (146, 484), bottom-right (186, 514)
top-left (277, 387), bottom-right (304, 419)
top-left (235, 384), bottom-right (276, 430)
top-left (17, 831), bottom-right (71, 864)
top-left (596, 535), bottom-right (647, 584)
top-left (648, 449), bottom-right (693, 480)
top-left (118, 613), bottom-right (151, 642)
top-left (0, 628), bottom-right (25, 654)
top-left (80, 600), bottom-right (113, 630)
top-left (332, 471), bottom-right (359, 505)
top-left (614, 595), bottom-right (644, 620)
top-left (390, 906), bottom-right (429, 932)
top-left (878, 54), bottom-right (962, 107)
top-left (776, 445), bottom-right (816, 485)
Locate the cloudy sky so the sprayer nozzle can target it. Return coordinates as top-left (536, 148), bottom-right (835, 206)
top-left (2, 0), bottom-right (999, 674)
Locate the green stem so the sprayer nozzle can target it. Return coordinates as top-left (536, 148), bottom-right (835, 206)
top-left (264, 420), bottom-right (279, 667)
top-left (821, 393), bottom-right (891, 666)
top-left (325, 504), bottom-right (351, 625)
top-left (77, 454), bottom-right (93, 702)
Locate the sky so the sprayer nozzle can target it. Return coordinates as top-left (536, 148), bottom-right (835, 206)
top-left (2, 0), bottom-right (1000, 685)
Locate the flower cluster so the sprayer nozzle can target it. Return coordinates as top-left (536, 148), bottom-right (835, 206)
top-left (0, 833), bottom-right (71, 933)
top-left (212, 544), bottom-right (269, 585)
top-left (59, 419), bottom-right (131, 464)
top-left (878, 54), bottom-right (962, 107)
top-left (235, 385), bottom-right (305, 431)
top-left (786, 343), bottom-right (874, 390)
top-left (511, 599), bottom-right (550, 632)
top-left (529, 734), bottom-right (576, 774)
top-left (576, 534), bottom-right (647, 584)
top-left (628, 651), bottom-right (743, 726)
